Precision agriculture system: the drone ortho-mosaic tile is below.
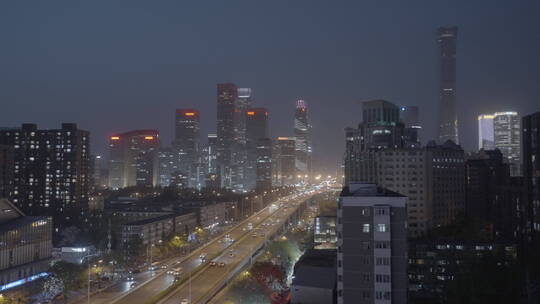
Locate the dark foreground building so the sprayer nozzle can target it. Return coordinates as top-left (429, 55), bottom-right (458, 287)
top-left (291, 249), bottom-right (336, 304)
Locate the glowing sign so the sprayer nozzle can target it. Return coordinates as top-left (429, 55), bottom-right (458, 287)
top-left (247, 111), bottom-right (255, 115)
top-left (184, 112), bottom-right (196, 116)
top-left (111, 136), bottom-right (120, 140)
top-left (144, 136), bottom-right (154, 140)
top-left (0, 272), bottom-right (49, 292)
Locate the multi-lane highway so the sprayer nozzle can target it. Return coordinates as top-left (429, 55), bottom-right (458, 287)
top-left (87, 187), bottom-right (321, 304)
top-left (158, 189), bottom-right (321, 304)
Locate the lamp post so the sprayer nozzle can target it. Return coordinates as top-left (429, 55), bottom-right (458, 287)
top-left (84, 253), bottom-right (98, 304)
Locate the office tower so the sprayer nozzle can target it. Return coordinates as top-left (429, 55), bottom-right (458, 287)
top-left (294, 100), bottom-right (312, 181)
top-left (493, 112), bottom-right (521, 176)
top-left (0, 124), bottom-right (90, 227)
top-left (90, 155), bottom-right (103, 189)
top-left (245, 108), bottom-right (269, 190)
top-left (0, 145), bottom-right (13, 199)
top-left (400, 106), bottom-right (421, 148)
top-left (344, 100), bottom-right (405, 184)
top-left (276, 137), bottom-right (296, 186)
top-left (157, 147), bottom-right (179, 187)
top-left (235, 88), bottom-right (252, 144)
top-left (437, 26), bottom-right (459, 144)
top-left (478, 114), bottom-right (495, 150)
top-left (206, 134), bottom-right (218, 175)
top-left (337, 183), bottom-right (408, 304)
top-left (522, 112), bottom-right (540, 239)
top-left (374, 141), bottom-right (465, 236)
top-left (173, 109), bottom-right (201, 188)
top-left (216, 83), bottom-right (238, 187)
top-left (465, 150), bottom-right (512, 238)
top-left (255, 138), bottom-right (273, 191)
top-left (108, 130), bottom-right (160, 189)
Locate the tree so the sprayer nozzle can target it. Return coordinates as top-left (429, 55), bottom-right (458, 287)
top-left (48, 261), bottom-right (85, 301)
top-left (40, 275), bottom-right (64, 301)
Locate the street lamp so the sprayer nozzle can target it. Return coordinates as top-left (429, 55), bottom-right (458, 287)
top-left (83, 253), bottom-right (99, 304)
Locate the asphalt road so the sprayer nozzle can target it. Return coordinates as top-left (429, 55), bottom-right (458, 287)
top-left (87, 189), bottom-right (319, 304)
top-left (158, 189), bottom-right (323, 304)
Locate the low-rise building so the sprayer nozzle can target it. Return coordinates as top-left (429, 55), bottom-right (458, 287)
top-left (291, 249), bottom-right (337, 304)
top-left (0, 199), bottom-right (52, 292)
top-left (314, 216), bottom-right (337, 249)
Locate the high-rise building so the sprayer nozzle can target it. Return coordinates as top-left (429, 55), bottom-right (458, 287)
top-left (216, 83), bottom-right (238, 187)
top-left (256, 138), bottom-right (273, 191)
top-left (173, 109), bottom-right (200, 187)
top-left (344, 100), bottom-right (405, 184)
top-left (493, 112), bottom-right (521, 176)
top-left (0, 124), bottom-right (90, 228)
top-left (294, 100), bottom-right (312, 181)
top-left (0, 145), bottom-right (14, 199)
top-left (337, 183), bottom-right (408, 304)
top-left (245, 108), bottom-right (269, 190)
top-left (478, 114), bottom-right (495, 150)
top-left (276, 137), bottom-right (296, 186)
top-left (235, 88), bottom-right (252, 145)
top-left (90, 155), bottom-right (104, 189)
top-left (400, 106), bottom-right (421, 148)
top-left (437, 26), bottom-right (459, 144)
top-left (206, 134), bottom-right (218, 175)
top-left (157, 147), bottom-right (178, 187)
top-left (108, 130), bottom-right (160, 189)
top-left (522, 112), bottom-right (540, 237)
top-left (374, 141), bottom-right (466, 236)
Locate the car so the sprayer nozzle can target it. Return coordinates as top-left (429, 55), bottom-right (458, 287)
top-left (210, 261), bottom-right (217, 267)
top-left (252, 233), bottom-right (258, 237)
top-left (148, 266), bottom-right (156, 271)
top-left (126, 276), bottom-right (134, 281)
top-left (130, 282), bottom-right (137, 288)
top-left (218, 262), bottom-right (226, 267)
top-left (229, 253), bottom-right (235, 258)
top-left (199, 253), bottom-right (207, 260)
top-left (161, 265), bottom-right (167, 269)
top-left (181, 299), bottom-right (190, 304)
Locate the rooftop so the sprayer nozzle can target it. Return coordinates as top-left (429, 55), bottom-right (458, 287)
top-left (340, 183), bottom-right (405, 197)
top-left (292, 249), bottom-right (336, 289)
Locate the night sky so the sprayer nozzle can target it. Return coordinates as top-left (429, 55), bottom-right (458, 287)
top-left (1, 0), bottom-right (539, 173)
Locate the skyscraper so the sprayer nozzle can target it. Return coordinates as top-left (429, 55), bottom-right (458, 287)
top-left (0, 123), bottom-right (90, 229)
top-left (522, 112), bottom-right (540, 237)
top-left (216, 83), bottom-right (238, 188)
top-left (337, 183), bottom-right (408, 304)
top-left (173, 109), bottom-right (200, 187)
top-left (493, 112), bottom-right (521, 176)
top-left (256, 138), bottom-right (273, 191)
top-left (437, 26), bottom-right (459, 144)
top-left (157, 147), bottom-right (179, 187)
top-left (276, 137), bottom-right (296, 186)
top-left (478, 114), bottom-right (495, 150)
top-left (235, 88), bottom-right (252, 145)
top-left (400, 106), bottom-right (421, 148)
top-left (108, 130), bottom-right (160, 188)
top-left (294, 100), bottom-right (312, 180)
top-left (344, 100), bottom-right (405, 184)
top-left (245, 108), bottom-right (269, 190)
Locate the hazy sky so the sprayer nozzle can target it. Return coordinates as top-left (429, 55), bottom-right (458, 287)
top-left (1, 0), bottom-right (539, 172)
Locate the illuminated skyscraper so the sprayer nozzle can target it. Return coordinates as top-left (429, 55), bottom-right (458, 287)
top-left (245, 108), bottom-right (269, 190)
top-left (108, 130), bottom-right (160, 188)
top-left (216, 83), bottom-right (238, 187)
top-left (478, 114), bottom-right (495, 150)
top-left (437, 26), bottom-right (459, 144)
top-left (294, 100), bottom-right (312, 180)
top-left (275, 137), bottom-right (296, 186)
top-left (173, 109), bottom-right (200, 187)
top-left (493, 112), bottom-right (521, 176)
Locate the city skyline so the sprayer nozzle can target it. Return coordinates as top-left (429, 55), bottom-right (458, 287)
top-left (1, 1), bottom-right (538, 173)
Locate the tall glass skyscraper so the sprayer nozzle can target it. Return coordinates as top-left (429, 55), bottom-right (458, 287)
top-left (494, 112), bottom-right (521, 176)
top-left (437, 26), bottom-right (459, 144)
top-left (216, 83), bottom-right (238, 187)
top-left (478, 114), bottom-right (495, 150)
top-left (294, 100), bottom-right (312, 180)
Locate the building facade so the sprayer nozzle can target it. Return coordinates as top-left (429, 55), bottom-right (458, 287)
top-left (0, 124), bottom-right (90, 225)
top-left (0, 145), bottom-right (14, 199)
top-left (437, 26), bottom-right (459, 144)
top-left (478, 114), bottom-right (495, 150)
top-left (400, 106), bottom-right (421, 148)
top-left (294, 100), bottom-right (313, 180)
top-left (493, 112), bottom-right (521, 176)
top-left (337, 183), bottom-right (407, 304)
top-left (108, 130), bottom-right (160, 189)
top-left (216, 83), bottom-right (238, 188)
top-left (276, 137), bottom-right (296, 186)
top-left (0, 199), bottom-right (52, 292)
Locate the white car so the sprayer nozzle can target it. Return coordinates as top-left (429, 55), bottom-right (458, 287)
top-left (181, 299), bottom-right (190, 304)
